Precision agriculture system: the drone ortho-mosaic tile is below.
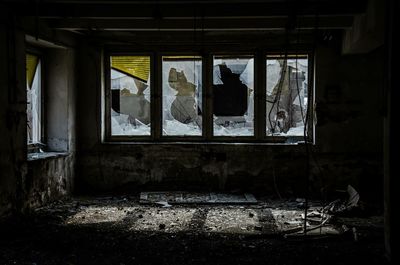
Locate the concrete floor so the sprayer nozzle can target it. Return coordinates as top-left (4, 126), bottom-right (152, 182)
top-left (0, 195), bottom-right (386, 265)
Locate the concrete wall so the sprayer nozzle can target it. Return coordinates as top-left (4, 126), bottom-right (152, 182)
top-left (0, 22), bottom-right (27, 218)
top-left (22, 48), bottom-right (77, 213)
top-left (315, 38), bottom-right (384, 201)
top-left (0, 17), bottom-right (77, 218)
top-left (24, 154), bottom-right (74, 210)
top-left (76, 37), bottom-right (384, 201)
top-left (22, 48), bottom-right (77, 212)
top-left (46, 49), bottom-right (77, 153)
top-left (342, 0), bottom-right (385, 54)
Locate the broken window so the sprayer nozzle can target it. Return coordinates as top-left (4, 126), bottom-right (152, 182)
top-left (266, 55), bottom-right (309, 137)
top-left (110, 56), bottom-right (151, 136)
top-left (105, 52), bottom-right (313, 142)
top-left (26, 53), bottom-right (42, 144)
top-left (162, 56), bottom-right (202, 136)
top-left (213, 56), bottom-right (254, 136)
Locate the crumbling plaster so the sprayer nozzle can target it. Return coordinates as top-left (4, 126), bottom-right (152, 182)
top-left (0, 23), bottom-right (27, 217)
top-left (0, 22), bottom-right (77, 218)
top-left (24, 154), bottom-right (74, 210)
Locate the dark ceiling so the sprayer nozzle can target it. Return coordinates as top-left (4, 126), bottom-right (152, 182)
top-left (0, 0), bottom-right (369, 47)
top-left (2, 0), bottom-right (367, 31)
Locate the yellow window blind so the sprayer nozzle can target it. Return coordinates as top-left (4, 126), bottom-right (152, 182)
top-left (111, 56), bottom-right (150, 82)
top-left (26, 53), bottom-right (39, 89)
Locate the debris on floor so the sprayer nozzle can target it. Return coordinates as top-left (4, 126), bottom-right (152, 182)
top-left (276, 185), bottom-right (381, 239)
top-left (323, 185), bottom-right (364, 216)
top-left (140, 191), bottom-right (257, 204)
top-left (155, 201), bottom-right (172, 208)
top-left (0, 195), bottom-right (386, 265)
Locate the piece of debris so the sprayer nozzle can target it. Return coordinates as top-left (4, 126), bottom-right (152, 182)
top-left (347, 185), bottom-right (360, 207)
top-left (352, 227), bottom-right (358, 242)
top-left (305, 210), bottom-right (323, 218)
top-left (254, 225), bottom-right (263, 231)
top-left (159, 223), bottom-right (166, 230)
top-left (140, 192), bottom-right (257, 204)
top-left (282, 226), bottom-right (304, 234)
top-left (323, 185), bottom-right (363, 217)
top-left (249, 213), bottom-right (254, 218)
top-left (300, 210), bottom-right (329, 224)
top-left (155, 201), bottom-right (172, 208)
top-left (280, 207), bottom-right (336, 237)
top-left (284, 220), bottom-right (303, 225)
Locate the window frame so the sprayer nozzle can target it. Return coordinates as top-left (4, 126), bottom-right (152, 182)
top-left (160, 52), bottom-right (206, 141)
top-left (264, 51), bottom-right (314, 143)
top-left (104, 52), bottom-right (154, 141)
top-left (210, 52), bottom-right (257, 141)
top-left (103, 49), bottom-right (314, 144)
top-left (26, 47), bottom-right (45, 152)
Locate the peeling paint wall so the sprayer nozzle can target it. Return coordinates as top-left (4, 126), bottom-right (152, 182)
top-left (20, 47), bottom-right (78, 213)
top-left (46, 49), bottom-right (77, 153)
top-left (0, 21), bottom-right (27, 218)
top-left (0, 19), bottom-right (77, 218)
top-left (76, 37), bottom-right (384, 201)
top-left (24, 155), bottom-right (74, 210)
top-left (78, 145), bottom-right (307, 194)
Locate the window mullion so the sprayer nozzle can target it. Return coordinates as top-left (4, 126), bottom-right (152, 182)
top-left (153, 52), bottom-right (162, 140)
top-left (204, 53), bottom-right (213, 140)
top-left (256, 50), bottom-right (266, 140)
top-left (308, 51), bottom-right (315, 143)
top-left (104, 53), bottom-right (111, 141)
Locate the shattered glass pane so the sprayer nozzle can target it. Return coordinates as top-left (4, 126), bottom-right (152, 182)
top-left (266, 55), bottom-right (308, 137)
top-left (162, 56), bottom-right (202, 136)
top-left (110, 56), bottom-right (151, 136)
top-left (26, 54), bottom-right (41, 144)
top-left (213, 56), bottom-right (254, 136)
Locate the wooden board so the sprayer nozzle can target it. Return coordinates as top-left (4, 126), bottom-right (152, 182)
top-left (140, 191), bottom-right (257, 204)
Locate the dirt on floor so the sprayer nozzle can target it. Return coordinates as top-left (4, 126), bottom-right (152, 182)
top-left (0, 195), bottom-right (388, 265)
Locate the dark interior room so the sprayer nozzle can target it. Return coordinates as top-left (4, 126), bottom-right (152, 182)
top-left (0, 0), bottom-right (397, 264)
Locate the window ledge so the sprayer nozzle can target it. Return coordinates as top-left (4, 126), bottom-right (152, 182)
top-left (27, 152), bottom-right (69, 161)
top-left (101, 141), bottom-right (306, 146)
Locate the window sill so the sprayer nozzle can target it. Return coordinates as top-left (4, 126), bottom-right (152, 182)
top-left (101, 139), bottom-right (309, 146)
top-left (27, 152), bottom-right (70, 161)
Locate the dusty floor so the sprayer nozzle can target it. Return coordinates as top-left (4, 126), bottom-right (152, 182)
top-left (0, 195), bottom-right (387, 265)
